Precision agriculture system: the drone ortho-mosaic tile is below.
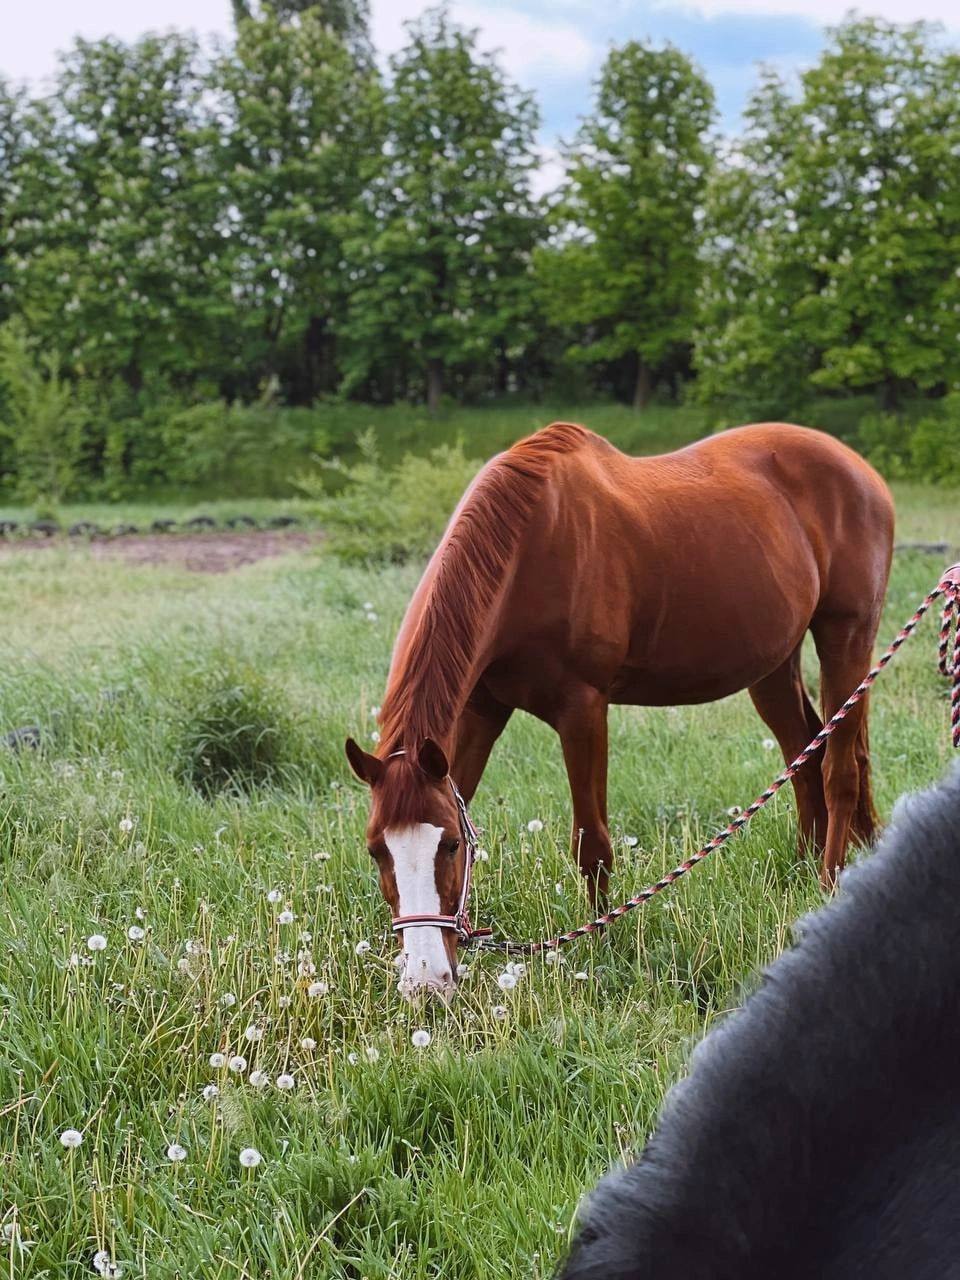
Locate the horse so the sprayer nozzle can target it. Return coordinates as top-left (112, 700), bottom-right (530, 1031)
top-left (345, 421), bottom-right (894, 998)
top-left (559, 762), bottom-right (960, 1280)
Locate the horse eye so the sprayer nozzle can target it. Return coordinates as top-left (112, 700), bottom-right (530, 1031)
top-left (443, 838), bottom-right (460, 856)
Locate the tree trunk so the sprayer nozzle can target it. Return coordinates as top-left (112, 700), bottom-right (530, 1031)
top-left (427, 358), bottom-right (444, 413)
top-left (880, 374), bottom-right (900, 413)
top-left (632, 358), bottom-right (652, 412)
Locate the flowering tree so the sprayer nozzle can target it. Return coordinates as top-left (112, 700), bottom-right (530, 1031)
top-left (696, 17), bottom-right (960, 415)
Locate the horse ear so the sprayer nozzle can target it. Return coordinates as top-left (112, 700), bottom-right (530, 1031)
top-left (417, 737), bottom-right (449, 782)
top-left (345, 737), bottom-right (384, 786)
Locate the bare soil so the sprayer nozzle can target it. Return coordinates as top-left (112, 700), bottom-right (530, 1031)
top-left (0, 529), bottom-right (322, 574)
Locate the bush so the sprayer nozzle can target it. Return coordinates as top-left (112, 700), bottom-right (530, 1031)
top-left (172, 662), bottom-right (304, 797)
top-left (298, 431), bottom-right (481, 564)
top-left (0, 319), bottom-right (88, 503)
top-left (857, 398), bottom-right (960, 483)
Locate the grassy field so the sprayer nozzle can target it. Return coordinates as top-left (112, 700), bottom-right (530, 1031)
top-left (1, 420), bottom-right (958, 1277)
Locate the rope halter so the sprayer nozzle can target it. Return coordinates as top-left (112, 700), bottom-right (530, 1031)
top-left (385, 750), bottom-right (492, 944)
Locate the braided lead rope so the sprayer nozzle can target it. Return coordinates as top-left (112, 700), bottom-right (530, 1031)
top-left (472, 565), bottom-right (960, 955)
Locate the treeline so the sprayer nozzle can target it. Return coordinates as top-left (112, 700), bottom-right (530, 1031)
top-left (1, 3), bottom-right (960, 498)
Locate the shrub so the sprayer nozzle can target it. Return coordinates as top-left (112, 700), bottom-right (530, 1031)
top-left (298, 431), bottom-right (481, 564)
top-left (857, 398), bottom-right (960, 483)
top-left (172, 662), bottom-right (303, 797)
top-left (0, 319), bottom-right (87, 503)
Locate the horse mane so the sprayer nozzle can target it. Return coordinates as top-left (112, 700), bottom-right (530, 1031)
top-left (377, 422), bottom-right (592, 758)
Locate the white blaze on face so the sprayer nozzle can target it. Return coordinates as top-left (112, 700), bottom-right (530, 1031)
top-left (385, 823), bottom-right (452, 998)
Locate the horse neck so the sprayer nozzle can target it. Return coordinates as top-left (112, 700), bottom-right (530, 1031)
top-left (378, 549), bottom-right (495, 760)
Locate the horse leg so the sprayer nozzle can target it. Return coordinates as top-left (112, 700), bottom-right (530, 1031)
top-left (748, 644), bottom-right (828, 859)
top-left (450, 690), bottom-right (512, 803)
top-left (556, 686), bottom-right (611, 905)
top-left (811, 614), bottom-right (879, 888)
top-left (852, 715), bottom-right (879, 846)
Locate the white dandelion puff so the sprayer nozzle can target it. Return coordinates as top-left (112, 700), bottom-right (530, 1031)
top-left (119, 817), bottom-right (134, 833)
top-left (166, 1143), bottom-right (187, 1162)
top-left (491, 1005), bottom-right (508, 1020)
top-left (220, 992), bottom-right (237, 1008)
top-left (307, 981), bottom-right (328, 997)
top-left (239, 1147), bottom-right (262, 1168)
top-left (126, 925), bottom-right (145, 942)
top-left (277, 910), bottom-right (295, 925)
top-left (248, 1070), bottom-right (269, 1088)
top-left (202, 1084), bottom-right (219, 1100)
top-left (266, 889), bottom-right (282, 904)
top-left (354, 940), bottom-right (371, 956)
top-left (574, 971), bottom-right (589, 981)
top-left (59, 1128), bottom-right (83, 1148)
top-left (244, 1025), bottom-right (264, 1043)
top-left (762, 738), bottom-right (776, 751)
top-left (86, 934), bottom-right (107, 952)
top-left (209, 1052), bottom-right (226, 1069)
top-left (228, 1055), bottom-right (247, 1073)
top-left (497, 971), bottom-right (517, 991)
top-left (623, 835), bottom-right (639, 848)
top-left (364, 1046), bottom-right (380, 1062)
top-left (300, 1037), bottom-right (317, 1050)
top-left (411, 1029), bottom-right (431, 1048)
top-left (526, 819), bottom-right (544, 833)
top-left (276, 1073), bottom-right (295, 1089)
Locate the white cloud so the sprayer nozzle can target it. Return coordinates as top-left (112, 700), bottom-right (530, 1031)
top-left (656, 0), bottom-right (959, 24)
top-left (2, 0), bottom-right (232, 87)
top-left (530, 142), bottom-right (565, 198)
top-left (371, 0), bottom-right (596, 77)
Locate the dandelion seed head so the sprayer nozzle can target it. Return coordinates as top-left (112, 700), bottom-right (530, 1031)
top-left (526, 819), bottom-right (544, 833)
top-left (209, 1052), bottom-right (226, 1068)
top-left (239, 1147), bottom-right (262, 1168)
top-left (119, 817), bottom-right (134, 833)
top-left (307, 981), bottom-right (328, 997)
top-left (244, 1025), bottom-right (263, 1043)
top-left (491, 1005), bottom-right (508, 1020)
top-left (126, 925), bottom-right (145, 942)
top-left (202, 1084), bottom-right (219, 1100)
top-left (228, 1055), bottom-right (247, 1073)
top-left (411, 1029), bottom-right (431, 1048)
top-left (220, 992), bottom-right (237, 1008)
top-left (276, 1073), bottom-right (295, 1089)
top-left (86, 934), bottom-right (107, 952)
top-left (277, 909), bottom-right (295, 925)
top-left (166, 1143), bottom-right (187, 1162)
top-left (59, 1128), bottom-right (83, 1149)
top-left (249, 1070), bottom-right (269, 1088)
top-left (364, 1046), bottom-right (380, 1062)
top-left (354, 940), bottom-right (371, 956)
top-left (300, 1036), bottom-right (317, 1050)
top-left (497, 971), bottom-right (517, 991)
top-left (266, 889), bottom-right (282, 904)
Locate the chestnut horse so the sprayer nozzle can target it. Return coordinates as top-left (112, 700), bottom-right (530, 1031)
top-left (346, 422), bottom-right (894, 998)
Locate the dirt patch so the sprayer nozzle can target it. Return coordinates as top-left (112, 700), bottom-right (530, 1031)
top-left (0, 529), bottom-right (322, 574)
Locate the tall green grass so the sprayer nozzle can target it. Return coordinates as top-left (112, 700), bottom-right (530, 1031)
top-left (0, 476), bottom-right (957, 1277)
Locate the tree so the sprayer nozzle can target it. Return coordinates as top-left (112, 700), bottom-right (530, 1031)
top-left (696, 18), bottom-right (960, 414)
top-left (341, 5), bottom-right (543, 409)
top-left (538, 42), bottom-right (714, 411)
top-left (0, 80), bottom-right (25, 333)
top-left (7, 34), bottom-right (226, 391)
top-left (215, 8), bottom-right (384, 400)
top-left (231, 0), bottom-right (372, 63)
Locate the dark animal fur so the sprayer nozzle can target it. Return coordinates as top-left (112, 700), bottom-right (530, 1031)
top-left (560, 764), bottom-right (960, 1280)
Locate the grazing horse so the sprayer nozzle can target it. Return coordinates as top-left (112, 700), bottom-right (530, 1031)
top-left (346, 422), bottom-right (894, 998)
top-left (559, 764), bottom-right (960, 1280)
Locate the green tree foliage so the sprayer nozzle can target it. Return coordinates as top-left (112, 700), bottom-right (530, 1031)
top-left (231, 0), bottom-right (372, 64)
top-left (215, 9), bottom-right (384, 400)
top-left (8, 34), bottom-right (225, 390)
top-left (697, 18), bottom-right (960, 415)
top-left (538, 42), bottom-right (715, 410)
top-left (341, 6), bottom-right (543, 409)
top-left (0, 80), bottom-right (25, 331)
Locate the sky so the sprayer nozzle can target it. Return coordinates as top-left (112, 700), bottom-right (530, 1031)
top-left (3, 0), bottom-right (958, 188)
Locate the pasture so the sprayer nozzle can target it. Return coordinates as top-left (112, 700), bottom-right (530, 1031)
top-left (0, 433), bottom-right (958, 1278)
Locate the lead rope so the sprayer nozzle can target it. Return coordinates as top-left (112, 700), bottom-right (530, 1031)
top-left (467, 563), bottom-right (960, 955)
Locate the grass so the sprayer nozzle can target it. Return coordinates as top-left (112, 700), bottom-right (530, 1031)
top-left (0, 410), bottom-right (958, 1277)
